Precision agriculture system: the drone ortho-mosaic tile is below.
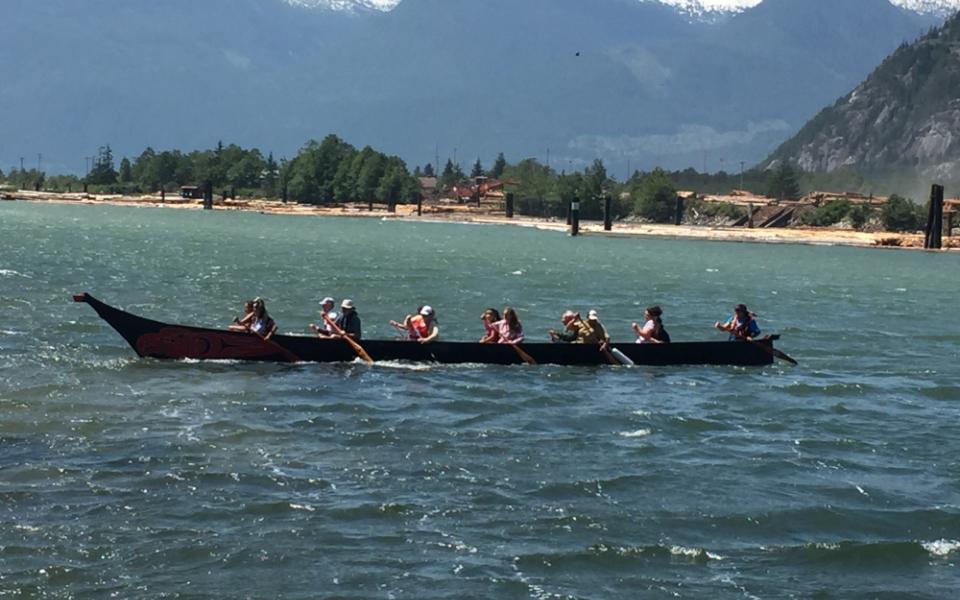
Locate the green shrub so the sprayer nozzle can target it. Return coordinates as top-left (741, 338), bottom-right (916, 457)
top-left (847, 204), bottom-right (872, 229)
top-left (881, 195), bottom-right (924, 232)
top-left (632, 168), bottom-right (677, 223)
top-left (799, 199), bottom-right (853, 226)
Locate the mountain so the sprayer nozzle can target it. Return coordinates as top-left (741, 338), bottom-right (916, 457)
top-left (0, 0), bottom-right (941, 175)
top-left (767, 11), bottom-right (960, 179)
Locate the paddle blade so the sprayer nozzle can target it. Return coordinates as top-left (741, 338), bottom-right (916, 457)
top-left (610, 348), bottom-right (635, 366)
top-left (773, 349), bottom-right (798, 365)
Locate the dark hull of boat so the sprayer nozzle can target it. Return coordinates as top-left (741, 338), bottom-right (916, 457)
top-left (74, 293), bottom-right (777, 367)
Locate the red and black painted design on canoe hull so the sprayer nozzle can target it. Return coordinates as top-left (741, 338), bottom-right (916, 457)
top-left (135, 327), bottom-right (277, 360)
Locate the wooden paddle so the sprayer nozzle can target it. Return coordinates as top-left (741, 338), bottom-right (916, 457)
top-left (765, 340), bottom-right (798, 365)
top-left (609, 347), bottom-right (635, 366)
top-left (719, 327), bottom-right (798, 365)
top-left (255, 330), bottom-right (300, 363)
top-left (510, 343), bottom-right (536, 365)
top-left (323, 314), bottom-right (374, 364)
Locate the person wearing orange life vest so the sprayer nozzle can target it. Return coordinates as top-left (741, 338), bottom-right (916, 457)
top-left (715, 303), bottom-right (761, 341)
top-left (390, 305), bottom-right (440, 344)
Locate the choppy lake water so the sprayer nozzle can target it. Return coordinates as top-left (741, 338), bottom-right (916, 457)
top-left (2, 202), bottom-right (959, 598)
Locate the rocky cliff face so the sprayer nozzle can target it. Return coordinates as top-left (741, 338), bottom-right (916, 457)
top-left (768, 12), bottom-right (960, 178)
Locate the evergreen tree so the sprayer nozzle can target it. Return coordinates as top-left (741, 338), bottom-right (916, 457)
top-left (440, 159), bottom-right (456, 188)
top-left (261, 152), bottom-right (279, 196)
top-left (413, 165), bottom-right (422, 177)
top-left (471, 158), bottom-right (484, 178)
top-left (422, 162), bottom-right (435, 177)
top-left (766, 161), bottom-right (801, 200)
top-left (119, 157), bottom-right (132, 183)
top-left (490, 152), bottom-right (507, 178)
top-left (87, 145), bottom-right (118, 185)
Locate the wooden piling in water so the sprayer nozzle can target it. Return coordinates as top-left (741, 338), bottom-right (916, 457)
top-left (925, 184), bottom-right (944, 249)
top-left (674, 194), bottom-right (683, 226)
top-left (570, 200), bottom-right (580, 237)
top-left (603, 195), bottom-right (612, 231)
top-left (417, 194), bottom-right (423, 216)
top-left (203, 181), bottom-right (213, 210)
top-left (505, 192), bottom-right (514, 219)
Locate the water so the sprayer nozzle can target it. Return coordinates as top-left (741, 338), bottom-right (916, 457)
top-left (2, 202), bottom-right (959, 598)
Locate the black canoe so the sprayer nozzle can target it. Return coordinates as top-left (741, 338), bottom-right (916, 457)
top-left (74, 292), bottom-right (781, 367)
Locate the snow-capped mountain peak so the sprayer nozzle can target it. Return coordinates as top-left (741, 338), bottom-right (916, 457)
top-left (284, 0), bottom-right (399, 12)
top-left (284, 0), bottom-right (960, 18)
top-left (656, 0), bottom-right (960, 18)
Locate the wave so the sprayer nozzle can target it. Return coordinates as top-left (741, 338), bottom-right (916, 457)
top-left (618, 428), bottom-right (652, 438)
top-left (516, 542), bottom-right (724, 570)
top-left (0, 269), bottom-right (30, 278)
top-left (767, 539), bottom-right (960, 564)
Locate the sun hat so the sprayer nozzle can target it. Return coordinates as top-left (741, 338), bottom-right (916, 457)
top-left (320, 296), bottom-right (335, 306)
top-left (341, 298), bottom-right (355, 309)
top-left (420, 305), bottom-right (434, 316)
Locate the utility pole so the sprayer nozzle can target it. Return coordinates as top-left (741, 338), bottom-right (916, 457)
top-left (546, 148), bottom-right (550, 169)
top-left (38, 153), bottom-right (42, 171)
top-left (740, 161), bottom-right (745, 190)
top-left (20, 157), bottom-right (24, 172)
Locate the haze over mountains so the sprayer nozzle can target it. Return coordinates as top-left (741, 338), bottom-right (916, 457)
top-left (0, 0), bottom-right (951, 175)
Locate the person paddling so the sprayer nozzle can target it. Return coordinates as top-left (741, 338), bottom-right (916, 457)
top-left (633, 305), bottom-right (670, 344)
top-left (715, 303), bottom-right (760, 341)
top-left (249, 297), bottom-right (278, 340)
top-left (334, 298), bottom-right (362, 340)
top-left (585, 309), bottom-right (610, 350)
top-left (391, 305), bottom-right (439, 343)
top-left (488, 307), bottom-right (524, 344)
top-left (229, 299), bottom-right (255, 332)
top-left (479, 308), bottom-right (501, 343)
top-left (309, 296), bottom-right (338, 338)
top-left (549, 310), bottom-right (596, 344)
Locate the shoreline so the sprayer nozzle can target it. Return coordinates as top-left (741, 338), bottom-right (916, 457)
top-left (5, 189), bottom-right (956, 252)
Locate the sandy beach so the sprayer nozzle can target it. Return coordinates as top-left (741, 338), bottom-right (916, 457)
top-left (5, 189), bottom-right (956, 251)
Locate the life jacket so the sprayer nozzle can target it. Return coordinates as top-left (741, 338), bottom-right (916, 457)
top-left (409, 315), bottom-right (430, 339)
top-left (732, 314), bottom-right (756, 339)
top-left (652, 320), bottom-right (671, 343)
top-left (578, 319), bottom-right (603, 344)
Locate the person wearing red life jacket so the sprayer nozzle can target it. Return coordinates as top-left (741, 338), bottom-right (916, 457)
top-left (715, 303), bottom-right (760, 341)
top-left (391, 305), bottom-right (440, 344)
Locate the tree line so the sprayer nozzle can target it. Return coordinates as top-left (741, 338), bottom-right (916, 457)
top-left (0, 135), bottom-right (420, 205)
top-left (0, 138), bottom-right (935, 232)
